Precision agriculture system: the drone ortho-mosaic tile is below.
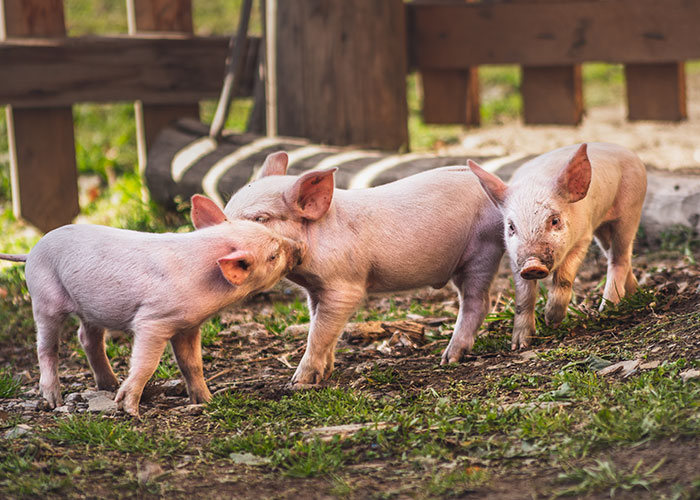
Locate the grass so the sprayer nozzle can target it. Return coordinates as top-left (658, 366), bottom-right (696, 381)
top-left (554, 458), bottom-right (664, 498)
top-left (44, 414), bottom-right (186, 455)
top-left (0, 369), bottom-right (22, 398)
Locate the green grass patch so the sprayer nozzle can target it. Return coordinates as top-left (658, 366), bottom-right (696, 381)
top-left (0, 369), bottom-right (22, 398)
top-left (44, 414), bottom-right (186, 456)
top-left (255, 298), bottom-right (310, 336)
top-left (554, 458), bottom-right (663, 498)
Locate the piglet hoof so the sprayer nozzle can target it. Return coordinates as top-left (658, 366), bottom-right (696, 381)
top-left (96, 377), bottom-right (120, 392)
top-left (440, 346), bottom-right (464, 365)
top-left (189, 387), bottom-right (212, 404)
top-left (115, 389), bottom-right (141, 419)
top-left (40, 385), bottom-right (63, 409)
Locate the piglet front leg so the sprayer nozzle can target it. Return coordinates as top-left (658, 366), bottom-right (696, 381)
top-left (115, 326), bottom-right (169, 417)
top-left (170, 327), bottom-right (211, 403)
top-left (291, 285), bottom-right (365, 387)
top-left (511, 271), bottom-right (538, 350)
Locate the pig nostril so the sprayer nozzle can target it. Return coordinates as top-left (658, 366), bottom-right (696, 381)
top-left (520, 266), bottom-right (549, 280)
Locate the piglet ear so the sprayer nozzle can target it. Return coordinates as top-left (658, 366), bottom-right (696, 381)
top-left (468, 160), bottom-right (508, 207)
top-left (258, 151), bottom-right (289, 178)
top-left (284, 168), bottom-right (336, 221)
top-left (191, 194), bottom-right (227, 229)
top-left (217, 250), bottom-right (254, 286)
top-left (556, 143), bottom-right (591, 203)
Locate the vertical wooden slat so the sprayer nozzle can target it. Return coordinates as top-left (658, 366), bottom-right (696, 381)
top-left (521, 65), bottom-right (583, 125)
top-left (418, 0), bottom-right (479, 126)
top-left (275, 0), bottom-right (408, 151)
top-left (421, 69), bottom-right (479, 125)
top-left (1, 0), bottom-right (79, 232)
top-left (625, 63), bottom-right (686, 122)
top-left (127, 0), bottom-right (199, 172)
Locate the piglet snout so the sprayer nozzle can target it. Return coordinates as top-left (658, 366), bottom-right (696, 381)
top-left (520, 259), bottom-right (549, 280)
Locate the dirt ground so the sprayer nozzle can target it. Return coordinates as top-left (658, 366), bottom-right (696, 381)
top-left (2, 75), bottom-right (700, 499)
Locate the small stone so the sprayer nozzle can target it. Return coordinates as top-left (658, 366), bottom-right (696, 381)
top-left (4, 424), bottom-right (32, 440)
top-left (598, 359), bottom-right (641, 378)
top-left (82, 390), bottom-right (115, 401)
top-left (64, 392), bottom-right (84, 404)
top-left (137, 461), bottom-right (164, 485)
top-left (283, 324), bottom-right (309, 339)
top-left (53, 405), bottom-right (71, 414)
top-left (88, 395), bottom-right (118, 413)
top-left (19, 400), bottom-right (40, 412)
top-left (228, 453), bottom-right (270, 466)
top-left (680, 369), bottom-right (700, 382)
top-left (162, 379), bottom-right (186, 397)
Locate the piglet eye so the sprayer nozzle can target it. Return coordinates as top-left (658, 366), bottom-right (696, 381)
top-left (507, 221), bottom-right (516, 235)
top-left (551, 217), bottom-right (560, 227)
top-left (268, 253), bottom-right (277, 261)
top-left (254, 215), bottom-right (269, 223)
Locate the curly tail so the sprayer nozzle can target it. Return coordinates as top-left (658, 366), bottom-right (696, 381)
top-left (0, 253), bottom-right (28, 262)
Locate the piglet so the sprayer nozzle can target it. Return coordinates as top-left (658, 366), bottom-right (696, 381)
top-left (0, 195), bottom-right (303, 416)
top-left (224, 152), bottom-right (505, 386)
top-left (468, 143), bottom-right (647, 349)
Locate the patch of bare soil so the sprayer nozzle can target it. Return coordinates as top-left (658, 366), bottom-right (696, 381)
top-left (0, 246), bottom-right (698, 499)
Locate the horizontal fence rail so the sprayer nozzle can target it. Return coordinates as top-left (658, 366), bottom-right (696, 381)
top-left (0, 35), bottom-right (259, 107)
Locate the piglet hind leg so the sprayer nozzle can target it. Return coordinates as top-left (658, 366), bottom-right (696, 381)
top-left (78, 321), bottom-right (119, 391)
top-left (545, 239), bottom-right (591, 328)
top-left (115, 326), bottom-right (169, 417)
top-left (35, 312), bottom-right (66, 408)
top-left (595, 222), bottom-right (638, 310)
top-left (170, 327), bottom-right (211, 404)
top-left (291, 285), bottom-right (365, 387)
top-left (441, 247), bottom-right (501, 364)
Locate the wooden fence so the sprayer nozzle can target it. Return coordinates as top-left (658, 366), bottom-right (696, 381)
top-left (2, 0), bottom-right (700, 231)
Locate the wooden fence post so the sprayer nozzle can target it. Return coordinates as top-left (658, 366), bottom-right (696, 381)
top-left (127, 0), bottom-right (200, 174)
top-left (418, 0), bottom-right (479, 126)
top-left (625, 63), bottom-right (687, 121)
top-left (1, 0), bottom-right (79, 232)
top-left (521, 64), bottom-right (583, 125)
top-left (275, 0), bottom-right (408, 151)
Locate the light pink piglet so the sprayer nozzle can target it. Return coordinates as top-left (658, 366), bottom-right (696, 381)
top-left (0, 195), bottom-right (303, 416)
top-left (224, 152), bottom-right (505, 386)
top-left (468, 143), bottom-right (647, 349)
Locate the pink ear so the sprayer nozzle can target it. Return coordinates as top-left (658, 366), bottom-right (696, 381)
top-left (259, 151), bottom-right (289, 177)
top-left (217, 250), bottom-right (254, 286)
top-left (468, 160), bottom-right (508, 206)
top-left (556, 143), bottom-right (591, 203)
top-left (191, 194), bottom-right (227, 229)
top-left (284, 168), bottom-right (336, 220)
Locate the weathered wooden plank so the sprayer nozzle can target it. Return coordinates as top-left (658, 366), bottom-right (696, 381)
top-left (625, 63), bottom-right (687, 122)
top-left (0, 35), bottom-right (259, 107)
top-left (521, 65), bottom-right (583, 125)
top-left (415, 0), bottom-right (479, 126)
top-left (276, 0), bottom-right (408, 151)
top-left (408, 0), bottom-right (700, 68)
top-left (128, 0), bottom-right (199, 172)
top-left (421, 69), bottom-right (480, 126)
top-left (2, 0), bottom-right (79, 232)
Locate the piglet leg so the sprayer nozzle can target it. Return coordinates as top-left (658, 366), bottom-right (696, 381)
top-left (511, 269), bottom-right (538, 350)
top-left (595, 222), bottom-right (638, 309)
top-left (545, 239), bottom-right (590, 327)
top-left (115, 327), bottom-right (169, 417)
top-left (78, 321), bottom-right (119, 391)
top-left (442, 246), bottom-right (501, 364)
top-left (170, 327), bottom-right (211, 403)
top-left (291, 284), bottom-right (365, 386)
top-left (35, 313), bottom-right (65, 408)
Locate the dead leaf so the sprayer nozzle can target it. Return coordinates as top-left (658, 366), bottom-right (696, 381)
top-left (598, 359), bottom-right (640, 378)
top-left (302, 422), bottom-right (390, 442)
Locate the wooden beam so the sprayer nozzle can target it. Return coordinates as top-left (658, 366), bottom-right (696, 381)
top-left (0, 35), bottom-right (259, 107)
top-left (521, 65), bottom-right (583, 125)
top-left (127, 0), bottom-right (199, 174)
top-left (421, 69), bottom-right (479, 125)
top-left (625, 63), bottom-right (687, 122)
top-left (275, 0), bottom-right (408, 151)
top-left (408, 0), bottom-right (700, 68)
top-left (2, 0), bottom-right (79, 232)
top-left (416, 0), bottom-right (479, 126)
